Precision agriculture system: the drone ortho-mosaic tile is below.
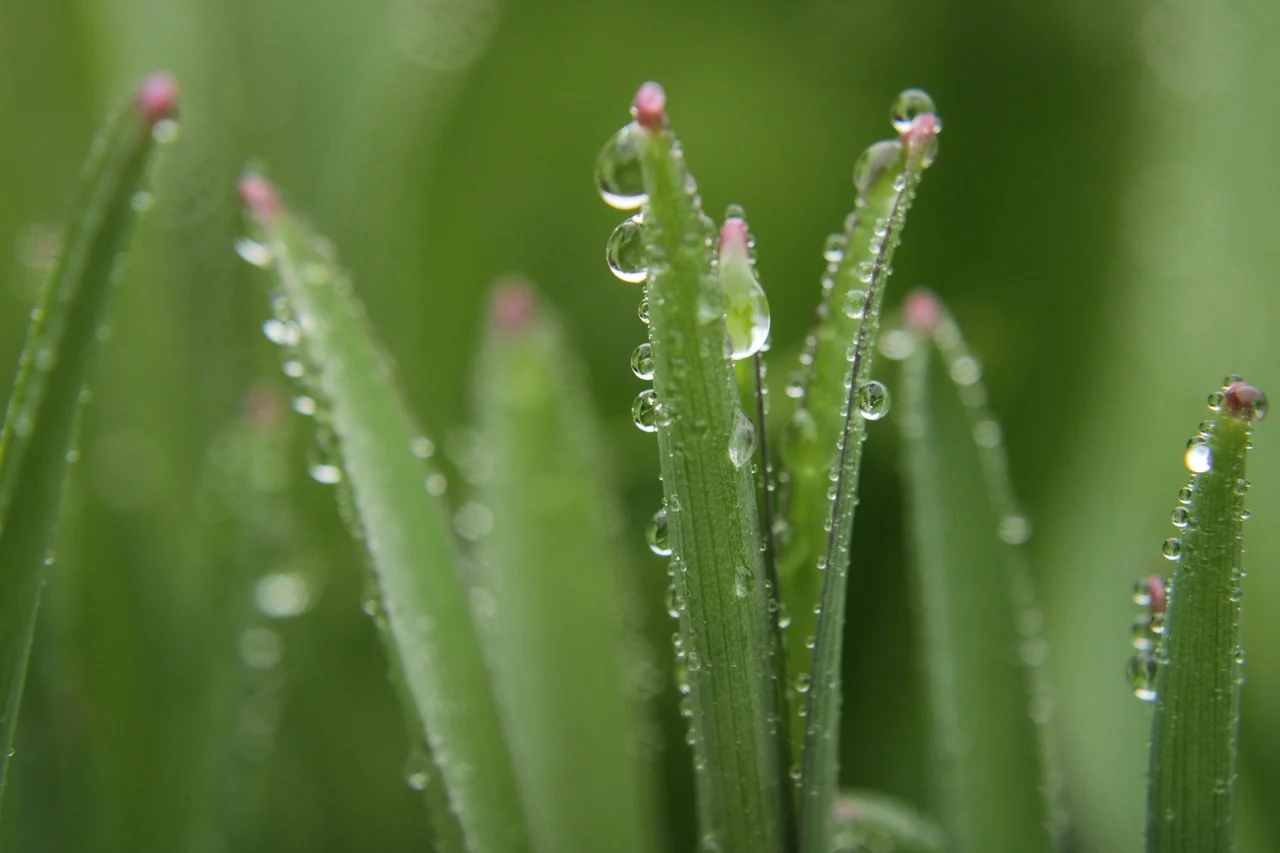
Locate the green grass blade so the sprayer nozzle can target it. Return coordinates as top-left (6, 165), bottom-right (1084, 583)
top-left (0, 73), bottom-right (179, 807)
top-left (473, 281), bottom-right (658, 853)
top-left (795, 94), bottom-right (941, 853)
top-left (1144, 378), bottom-right (1266, 852)
top-left (832, 791), bottom-right (944, 853)
top-left (598, 82), bottom-right (783, 853)
top-left (893, 291), bottom-right (1061, 853)
top-left (237, 175), bottom-right (528, 853)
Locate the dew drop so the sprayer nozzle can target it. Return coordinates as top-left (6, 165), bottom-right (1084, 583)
top-left (255, 572), bottom-right (313, 619)
top-left (852, 139), bottom-right (906, 194)
top-left (891, 88), bottom-right (937, 134)
top-left (630, 342), bottom-right (655, 380)
top-left (1127, 653), bottom-right (1158, 701)
top-left (262, 319), bottom-right (300, 348)
top-left (1131, 615), bottom-right (1156, 651)
top-left (793, 673), bottom-right (812, 694)
top-left (595, 123), bottom-right (647, 210)
top-left (1223, 381), bottom-right (1268, 424)
top-left (1185, 443), bottom-right (1213, 473)
top-left (1207, 390), bottom-right (1225, 412)
top-left (292, 396), bottom-right (316, 416)
top-left (999, 514), bottom-right (1031, 545)
top-left (425, 472), bottom-right (448, 496)
top-left (1170, 506), bottom-right (1190, 528)
top-left (283, 360), bottom-right (305, 379)
top-left (949, 355), bottom-right (981, 386)
top-left (1178, 485), bottom-right (1194, 503)
top-left (454, 502), bottom-right (494, 541)
top-left (638, 298), bottom-right (651, 324)
top-left (632, 389), bottom-right (660, 433)
top-left (823, 234), bottom-right (846, 262)
top-left (734, 564), bottom-right (755, 599)
top-left (234, 236), bottom-right (273, 268)
top-left (719, 217), bottom-right (771, 361)
top-left (785, 373), bottom-right (806, 399)
top-left (606, 215), bottom-right (648, 283)
top-left (647, 509), bottom-right (672, 556)
top-left (856, 380), bottom-right (891, 420)
top-left (729, 410), bottom-right (757, 468)
top-left (309, 463), bottom-right (342, 484)
top-left (1132, 579), bottom-right (1154, 607)
top-left (842, 289), bottom-right (868, 320)
top-left (411, 436), bottom-right (435, 459)
top-left (403, 751), bottom-right (431, 791)
top-left (1161, 538), bottom-right (1183, 561)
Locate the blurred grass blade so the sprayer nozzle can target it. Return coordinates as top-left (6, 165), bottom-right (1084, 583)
top-left (1144, 378), bottom-right (1266, 852)
top-left (0, 73), bottom-right (178, 806)
top-left (832, 790), bottom-right (944, 853)
top-left (474, 280), bottom-right (659, 853)
top-left (796, 94), bottom-right (941, 853)
top-left (237, 175), bottom-right (528, 853)
top-left (893, 291), bottom-right (1060, 853)
top-left (598, 82), bottom-right (784, 852)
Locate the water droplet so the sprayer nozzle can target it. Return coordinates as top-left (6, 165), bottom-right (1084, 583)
top-left (776, 603), bottom-right (791, 629)
top-left (235, 236), bottom-right (273, 268)
top-left (1223, 381), bottom-right (1268, 424)
top-left (891, 88), bottom-right (936, 134)
top-left (403, 751), bottom-right (431, 791)
top-left (1185, 443), bottom-right (1213, 473)
top-left (1128, 653), bottom-right (1158, 701)
top-left (638, 298), bottom-right (650, 324)
top-left (823, 234), bottom-right (846, 262)
top-left (734, 565), bottom-right (754, 599)
top-left (596, 123), bottom-right (647, 210)
top-left (131, 191), bottom-right (154, 212)
top-left (292, 396), bottom-right (316, 416)
top-left (804, 635), bottom-right (816, 649)
top-left (856, 380), bottom-right (891, 420)
top-left (283, 360), bottom-right (305, 378)
top-left (1161, 537), bottom-right (1183, 561)
top-left (999, 514), bottom-right (1031, 545)
top-left (425, 472), bottom-right (448, 496)
top-left (852, 139), bottom-right (906, 194)
top-left (719, 217), bottom-right (771, 360)
top-left (1169, 506), bottom-right (1190, 528)
top-left (411, 437), bottom-right (435, 459)
top-left (729, 410), bottom-right (757, 468)
top-left (630, 342), bottom-right (656, 380)
top-left (1235, 478), bottom-right (1251, 496)
top-left (309, 463), bottom-right (342, 484)
top-left (949, 355), bottom-right (981, 386)
top-left (632, 389), bottom-right (660, 433)
top-left (647, 509), bottom-right (672, 556)
top-left (606, 215), bottom-right (648, 282)
top-left (793, 673), bottom-right (812, 694)
top-left (1132, 579), bottom-right (1154, 607)
top-left (254, 572), bottom-right (313, 618)
top-left (454, 502), bottom-right (494, 541)
top-left (238, 627), bottom-right (282, 670)
top-left (1207, 390), bottom-right (1225, 412)
top-left (842, 289), bottom-right (868, 320)
top-left (785, 373), bottom-right (806, 399)
top-left (1178, 485), bottom-right (1194, 503)
top-left (1131, 615), bottom-right (1157, 651)
top-left (1233, 646), bottom-right (1247, 665)
top-left (262, 319), bottom-right (300, 347)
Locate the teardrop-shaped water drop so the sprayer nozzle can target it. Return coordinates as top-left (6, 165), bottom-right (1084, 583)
top-left (718, 215), bottom-right (771, 360)
top-left (728, 410), bottom-right (757, 468)
top-left (890, 88), bottom-right (937, 134)
top-left (647, 508), bottom-right (672, 556)
top-left (596, 123), bottom-right (647, 210)
top-left (606, 215), bottom-right (648, 283)
top-left (638, 298), bottom-right (651, 324)
top-left (1127, 653), bottom-right (1158, 702)
top-left (852, 139), bottom-right (906, 194)
top-left (823, 234), bottom-right (846, 263)
top-left (842, 289), bottom-right (868, 320)
top-left (632, 389), bottom-right (660, 433)
top-left (856, 380), bottom-right (891, 421)
top-left (630, 342), bottom-right (655, 380)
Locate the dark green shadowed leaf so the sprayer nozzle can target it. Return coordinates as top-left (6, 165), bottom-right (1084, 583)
top-left (894, 291), bottom-right (1060, 853)
top-left (1144, 378), bottom-right (1266, 853)
top-left (597, 82), bottom-right (784, 853)
top-left (473, 280), bottom-right (659, 853)
top-left (0, 73), bottom-right (179, 808)
top-left (795, 92), bottom-right (941, 853)
top-left (237, 175), bottom-right (528, 853)
top-left (831, 790), bottom-right (944, 853)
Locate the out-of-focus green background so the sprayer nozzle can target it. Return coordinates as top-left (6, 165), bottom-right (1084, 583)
top-left (2, 0), bottom-right (1277, 851)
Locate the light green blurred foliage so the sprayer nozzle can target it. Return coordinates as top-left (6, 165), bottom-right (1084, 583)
top-left (0, 0), bottom-right (1276, 851)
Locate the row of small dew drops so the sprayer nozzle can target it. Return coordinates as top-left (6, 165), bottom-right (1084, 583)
top-left (1126, 377), bottom-right (1263, 703)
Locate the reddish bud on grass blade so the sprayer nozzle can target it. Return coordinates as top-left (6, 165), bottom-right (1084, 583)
top-left (238, 174), bottom-right (281, 221)
top-left (1145, 575), bottom-right (1168, 615)
top-left (631, 82), bottom-right (666, 129)
top-left (718, 216), bottom-right (749, 255)
top-left (489, 278), bottom-right (539, 335)
top-left (135, 72), bottom-right (179, 124)
top-left (904, 288), bottom-right (941, 335)
top-left (1223, 381), bottom-right (1267, 424)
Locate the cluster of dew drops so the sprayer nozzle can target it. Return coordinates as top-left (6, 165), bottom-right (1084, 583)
top-left (1126, 375), bottom-right (1267, 702)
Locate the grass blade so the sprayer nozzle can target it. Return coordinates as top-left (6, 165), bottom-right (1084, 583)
top-left (832, 791), bottom-right (944, 853)
top-left (0, 73), bottom-right (179, 806)
top-left (893, 291), bottom-right (1061, 853)
top-left (598, 82), bottom-right (784, 853)
top-left (237, 175), bottom-right (528, 853)
top-left (473, 281), bottom-right (659, 853)
top-left (1144, 378), bottom-right (1266, 852)
top-left (794, 94), bottom-right (941, 853)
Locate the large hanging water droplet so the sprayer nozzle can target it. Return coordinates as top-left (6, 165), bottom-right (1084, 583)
top-left (1185, 442), bottom-right (1213, 473)
top-left (852, 139), bottom-right (906, 194)
top-left (856, 380), bottom-right (891, 420)
top-left (890, 88), bottom-right (937, 134)
top-left (647, 508), bottom-right (671, 556)
top-left (842, 289), bottom-right (868, 320)
top-left (718, 215), bottom-right (771, 360)
top-left (630, 342), bottom-right (655, 380)
top-left (728, 410), bottom-right (757, 468)
top-left (632, 389), bottom-right (660, 433)
top-left (596, 123), bottom-right (647, 210)
top-left (1127, 653), bottom-right (1158, 702)
top-left (606, 215), bottom-right (648, 283)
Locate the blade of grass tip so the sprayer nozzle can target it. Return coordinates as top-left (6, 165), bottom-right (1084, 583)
top-left (795, 94), bottom-right (941, 853)
top-left (237, 175), bottom-right (528, 853)
top-left (0, 72), bottom-right (179, 807)
top-left (777, 89), bottom-right (939, 766)
top-left (473, 280), bottom-right (660, 853)
top-left (892, 290), bottom-right (1063, 853)
top-left (596, 82), bottom-right (784, 853)
top-left (831, 790), bottom-right (945, 853)
top-left (1142, 378), bottom-right (1267, 853)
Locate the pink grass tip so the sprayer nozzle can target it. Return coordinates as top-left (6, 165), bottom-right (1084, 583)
top-left (631, 82), bottom-right (666, 129)
top-left (1224, 380), bottom-right (1268, 424)
top-left (903, 288), bottom-right (941, 335)
top-left (490, 278), bottom-right (538, 335)
top-left (136, 72), bottom-right (179, 125)
top-left (238, 173), bottom-right (281, 221)
top-left (903, 112), bottom-right (941, 148)
top-left (718, 216), bottom-right (749, 255)
top-left (1145, 575), bottom-right (1168, 615)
